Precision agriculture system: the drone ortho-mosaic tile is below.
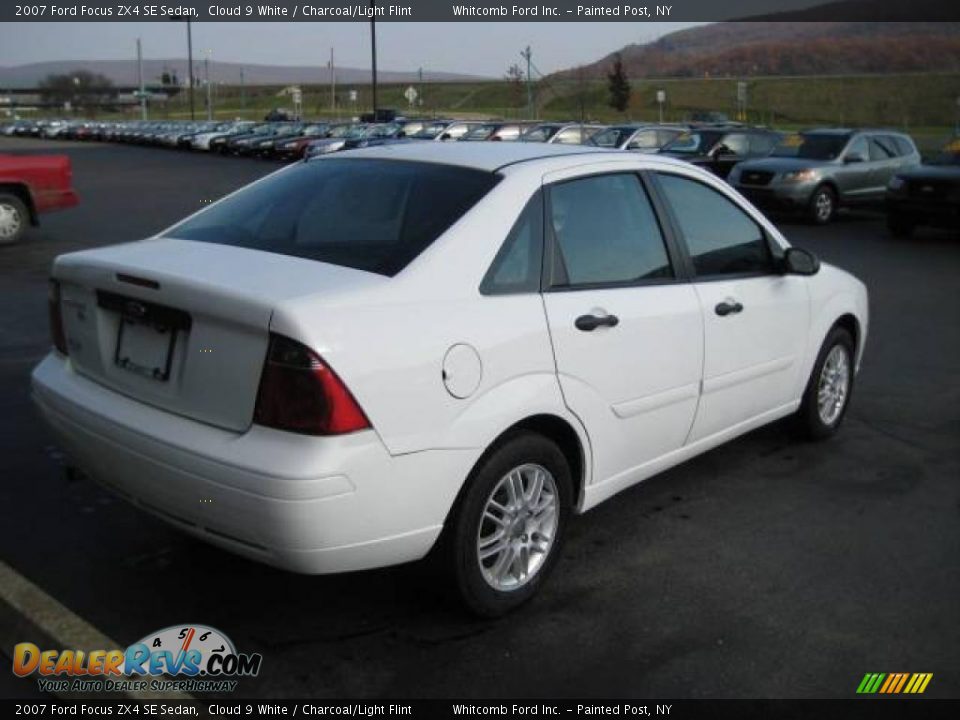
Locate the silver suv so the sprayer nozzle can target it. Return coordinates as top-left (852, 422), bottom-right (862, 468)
top-left (729, 129), bottom-right (921, 224)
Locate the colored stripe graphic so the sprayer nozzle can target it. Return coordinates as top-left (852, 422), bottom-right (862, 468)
top-left (857, 673), bottom-right (932, 694)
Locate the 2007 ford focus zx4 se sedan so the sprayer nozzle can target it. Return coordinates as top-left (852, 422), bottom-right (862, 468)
top-left (32, 143), bottom-right (868, 616)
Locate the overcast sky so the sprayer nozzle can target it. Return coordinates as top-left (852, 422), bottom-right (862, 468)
top-left (0, 22), bottom-right (706, 76)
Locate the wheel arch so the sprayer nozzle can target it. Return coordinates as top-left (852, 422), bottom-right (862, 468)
top-left (0, 182), bottom-right (38, 225)
top-left (445, 412), bottom-right (590, 528)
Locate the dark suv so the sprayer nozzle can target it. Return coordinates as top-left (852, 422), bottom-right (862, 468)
top-left (658, 125), bottom-right (781, 179)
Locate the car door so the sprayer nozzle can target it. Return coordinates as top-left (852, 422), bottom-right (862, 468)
top-left (836, 135), bottom-right (872, 203)
top-left (541, 170), bottom-right (704, 488)
top-left (651, 171), bottom-right (810, 443)
top-left (867, 136), bottom-right (902, 198)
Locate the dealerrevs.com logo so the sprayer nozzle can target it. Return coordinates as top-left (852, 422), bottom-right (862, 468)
top-left (12, 624), bottom-right (262, 694)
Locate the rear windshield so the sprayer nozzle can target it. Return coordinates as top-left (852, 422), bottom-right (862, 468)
top-left (163, 158), bottom-right (500, 277)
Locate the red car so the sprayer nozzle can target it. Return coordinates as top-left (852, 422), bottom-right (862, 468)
top-left (0, 154), bottom-right (79, 244)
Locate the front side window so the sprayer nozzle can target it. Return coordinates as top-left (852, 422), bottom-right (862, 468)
top-left (656, 173), bottom-right (773, 278)
top-left (549, 174), bottom-right (673, 288)
top-left (846, 137), bottom-right (868, 161)
top-left (164, 159), bottom-right (500, 277)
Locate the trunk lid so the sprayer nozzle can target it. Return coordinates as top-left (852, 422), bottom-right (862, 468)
top-left (54, 238), bottom-right (383, 433)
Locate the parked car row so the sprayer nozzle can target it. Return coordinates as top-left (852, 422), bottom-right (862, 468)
top-left (4, 117), bottom-right (700, 162)
top-left (5, 117), bottom-right (952, 232)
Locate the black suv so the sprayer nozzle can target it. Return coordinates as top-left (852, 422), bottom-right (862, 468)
top-left (658, 125), bottom-right (782, 179)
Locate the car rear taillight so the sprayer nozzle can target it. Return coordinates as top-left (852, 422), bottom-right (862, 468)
top-left (254, 334), bottom-right (370, 436)
top-left (48, 279), bottom-right (68, 355)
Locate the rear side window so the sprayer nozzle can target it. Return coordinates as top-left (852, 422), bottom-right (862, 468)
top-left (656, 173), bottom-right (772, 277)
top-left (891, 135), bottom-right (916, 156)
top-left (548, 173), bottom-right (673, 287)
top-left (481, 192), bottom-right (543, 295)
top-left (164, 159), bottom-right (499, 276)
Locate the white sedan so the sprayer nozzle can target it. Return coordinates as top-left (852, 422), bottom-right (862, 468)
top-left (32, 143), bottom-right (868, 616)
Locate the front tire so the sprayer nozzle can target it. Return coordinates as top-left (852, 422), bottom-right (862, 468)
top-left (0, 193), bottom-right (28, 245)
top-left (448, 432), bottom-right (572, 617)
top-left (808, 185), bottom-right (837, 225)
top-left (797, 326), bottom-right (855, 440)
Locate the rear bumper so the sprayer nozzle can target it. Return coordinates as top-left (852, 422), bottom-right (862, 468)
top-left (31, 353), bottom-right (478, 574)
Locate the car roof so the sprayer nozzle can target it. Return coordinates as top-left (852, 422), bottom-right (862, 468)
top-left (313, 141), bottom-right (705, 173)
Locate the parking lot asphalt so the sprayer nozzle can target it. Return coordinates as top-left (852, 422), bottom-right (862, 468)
top-left (1, 136), bottom-right (958, 700)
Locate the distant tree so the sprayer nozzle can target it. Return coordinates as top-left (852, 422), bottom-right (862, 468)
top-left (505, 63), bottom-right (525, 107)
top-left (39, 70), bottom-right (114, 112)
top-left (607, 53), bottom-right (631, 113)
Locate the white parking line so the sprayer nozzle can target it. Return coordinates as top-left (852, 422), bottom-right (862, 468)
top-left (0, 559), bottom-right (193, 700)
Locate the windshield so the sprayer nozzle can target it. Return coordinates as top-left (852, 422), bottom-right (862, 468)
top-left (662, 131), bottom-right (721, 154)
top-left (163, 159), bottom-right (501, 277)
top-left (772, 133), bottom-right (851, 160)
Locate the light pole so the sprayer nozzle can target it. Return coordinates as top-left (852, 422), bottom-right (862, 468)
top-left (204, 49), bottom-right (212, 120)
top-left (186, 20), bottom-right (195, 120)
top-left (136, 38), bottom-right (147, 120)
top-left (240, 68), bottom-right (245, 115)
top-left (370, 0), bottom-right (378, 118)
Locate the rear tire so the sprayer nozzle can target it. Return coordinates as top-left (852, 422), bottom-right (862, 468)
top-left (797, 326), bottom-right (855, 440)
top-left (447, 432), bottom-right (572, 617)
top-left (808, 185), bottom-right (837, 225)
top-left (0, 193), bottom-right (28, 245)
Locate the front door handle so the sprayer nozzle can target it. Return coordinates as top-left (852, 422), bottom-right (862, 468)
top-left (575, 313), bottom-right (620, 332)
top-left (715, 301), bottom-right (744, 317)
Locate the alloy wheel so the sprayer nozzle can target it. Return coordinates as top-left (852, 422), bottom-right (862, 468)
top-left (477, 463), bottom-right (558, 592)
top-left (817, 344), bottom-right (850, 425)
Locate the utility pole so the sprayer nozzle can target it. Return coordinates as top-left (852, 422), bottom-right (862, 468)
top-left (369, 1), bottom-right (378, 118)
top-left (136, 37), bottom-right (147, 120)
top-left (204, 50), bottom-right (212, 120)
top-left (240, 67), bottom-right (245, 114)
top-left (418, 66), bottom-right (423, 112)
top-left (521, 46), bottom-right (533, 119)
top-left (186, 19), bottom-right (195, 120)
top-left (330, 47), bottom-right (336, 117)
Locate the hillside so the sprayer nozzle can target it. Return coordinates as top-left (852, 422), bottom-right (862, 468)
top-left (0, 59), bottom-right (487, 89)
top-left (554, 21), bottom-right (960, 80)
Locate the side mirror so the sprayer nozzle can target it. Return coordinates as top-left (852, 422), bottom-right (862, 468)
top-left (782, 247), bottom-right (820, 276)
top-left (397, 130), bottom-right (406, 138)
top-left (844, 152), bottom-right (865, 164)
top-left (440, 132), bottom-right (451, 141)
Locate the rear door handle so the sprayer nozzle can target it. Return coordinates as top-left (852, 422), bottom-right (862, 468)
top-left (575, 314), bottom-right (620, 332)
top-left (715, 301), bottom-right (744, 317)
